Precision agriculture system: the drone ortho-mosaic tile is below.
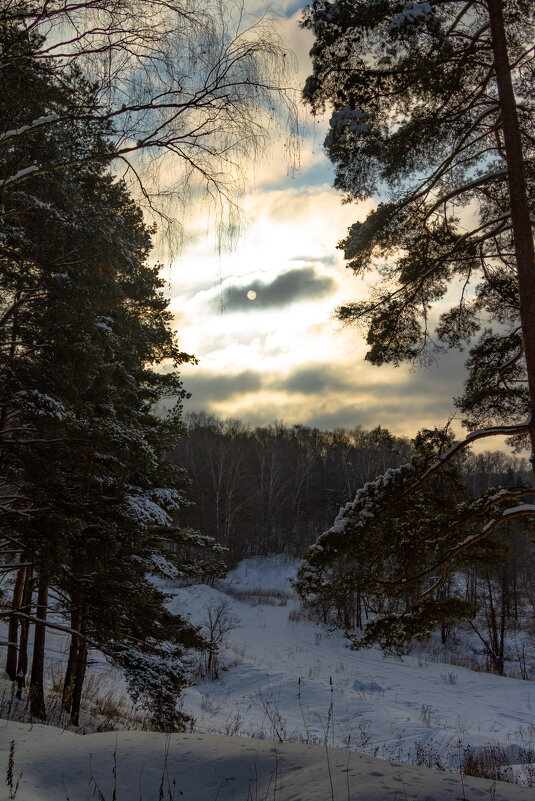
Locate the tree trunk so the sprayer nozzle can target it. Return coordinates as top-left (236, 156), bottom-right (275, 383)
top-left (30, 568), bottom-right (49, 720)
top-left (5, 564), bottom-right (26, 681)
top-left (485, 576), bottom-right (501, 673)
top-left (487, 0), bottom-right (535, 471)
top-left (62, 607), bottom-right (82, 714)
top-left (69, 609), bottom-right (87, 726)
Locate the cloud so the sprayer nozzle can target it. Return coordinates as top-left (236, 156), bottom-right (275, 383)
top-left (301, 396), bottom-right (458, 433)
top-left (179, 352), bottom-right (467, 439)
top-left (184, 370), bottom-right (263, 402)
top-left (219, 267), bottom-right (336, 311)
top-left (280, 364), bottom-right (354, 394)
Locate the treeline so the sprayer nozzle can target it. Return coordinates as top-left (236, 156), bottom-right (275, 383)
top-left (172, 413), bottom-right (531, 564)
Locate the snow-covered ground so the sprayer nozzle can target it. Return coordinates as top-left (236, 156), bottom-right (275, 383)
top-left (171, 556), bottom-right (535, 777)
top-left (1, 554), bottom-right (535, 799)
top-left (1, 720), bottom-right (534, 801)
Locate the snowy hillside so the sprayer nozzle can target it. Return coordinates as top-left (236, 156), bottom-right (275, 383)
top-left (1, 554), bottom-right (535, 799)
top-left (169, 556), bottom-right (535, 779)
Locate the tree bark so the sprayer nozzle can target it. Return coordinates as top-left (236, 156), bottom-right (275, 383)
top-left (69, 609), bottom-right (88, 726)
top-left (62, 606), bottom-right (82, 714)
top-left (487, 0), bottom-right (535, 473)
top-left (30, 568), bottom-right (49, 720)
top-left (5, 564), bottom-right (26, 681)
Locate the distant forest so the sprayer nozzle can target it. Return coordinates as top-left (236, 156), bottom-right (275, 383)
top-left (171, 413), bottom-right (532, 565)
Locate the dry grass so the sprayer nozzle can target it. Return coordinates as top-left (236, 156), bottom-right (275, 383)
top-left (460, 742), bottom-right (535, 787)
top-left (0, 663), bottom-right (148, 733)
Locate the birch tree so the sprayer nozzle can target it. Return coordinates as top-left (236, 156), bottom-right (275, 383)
top-left (1, 0), bottom-right (297, 229)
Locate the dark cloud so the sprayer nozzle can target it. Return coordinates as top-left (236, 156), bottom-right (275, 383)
top-left (219, 267), bottom-right (336, 312)
top-left (280, 364), bottom-right (354, 395)
top-left (277, 356), bottom-right (465, 398)
top-left (179, 349), bottom-right (468, 436)
top-left (302, 395), bottom-right (458, 433)
top-left (183, 370), bottom-right (263, 402)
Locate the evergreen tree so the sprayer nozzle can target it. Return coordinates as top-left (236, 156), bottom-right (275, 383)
top-left (295, 0), bottom-right (535, 647)
top-left (301, 0), bottom-right (535, 442)
top-left (0, 25), bottom-right (223, 724)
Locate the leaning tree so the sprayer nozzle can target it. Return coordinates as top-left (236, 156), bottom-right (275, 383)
top-left (294, 0), bottom-right (535, 648)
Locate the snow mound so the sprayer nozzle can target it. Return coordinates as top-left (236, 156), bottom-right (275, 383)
top-left (1, 721), bottom-right (534, 801)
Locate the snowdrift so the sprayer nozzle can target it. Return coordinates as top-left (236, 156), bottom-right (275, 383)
top-left (1, 721), bottom-right (534, 801)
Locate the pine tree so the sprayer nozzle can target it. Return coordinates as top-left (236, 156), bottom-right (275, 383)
top-left (0, 25), bottom-right (223, 723)
top-left (302, 0), bottom-right (535, 443)
top-left (295, 0), bottom-right (535, 647)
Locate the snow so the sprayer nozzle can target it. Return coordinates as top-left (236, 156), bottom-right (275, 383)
top-left (167, 558), bottom-right (535, 778)
top-left (124, 494), bottom-right (172, 526)
top-left (13, 390), bottom-right (67, 421)
top-left (325, 107), bottom-right (373, 149)
top-left (389, 2), bottom-right (433, 35)
top-left (220, 555), bottom-right (297, 592)
top-left (503, 504), bottom-right (535, 517)
top-left (0, 165), bottom-right (39, 189)
top-left (2, 555), bottom-right (535, 798)
top-left (150, 487), bottom-right (183, 510)
top-left (0, 115), bottom-right (59, 143)
top-left (2, 721), bottom-right (534, 801)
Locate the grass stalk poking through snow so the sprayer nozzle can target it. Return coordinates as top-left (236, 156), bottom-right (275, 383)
top-left (5, 740), bottom-right (21, 800)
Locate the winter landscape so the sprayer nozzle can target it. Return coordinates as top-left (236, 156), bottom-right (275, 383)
top-left (4, 0), bottom-right (535, 799)
top-left (2, 554), bottom-right (535, 800)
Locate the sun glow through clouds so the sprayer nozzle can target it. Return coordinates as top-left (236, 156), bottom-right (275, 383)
top-left (167, 4), bottom-right (469, 438)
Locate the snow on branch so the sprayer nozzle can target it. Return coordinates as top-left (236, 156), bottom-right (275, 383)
top-left (389, 1), bottom-right (434, 36)
top-left (0, 165), bottom-right (40, 190)
top-left (373, 488), bottom-right (535, 590)
top-left (0, 115), bottom-right (59, 143)
top-left (297, 421), bottom-right (532, 595)
top-left (124, 494), bottom-right (172, 527)
top-left (325, 107), bottom-right (374, 149)
top-left (401, 421), bottom-right (530, 499)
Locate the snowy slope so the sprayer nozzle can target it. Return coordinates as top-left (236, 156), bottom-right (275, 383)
top-left (170, 556), bottom-right (535, 776)
top-left (1, 555), bottom-right (535, 799)
top-left (1, 720), bottom-right (534, 801)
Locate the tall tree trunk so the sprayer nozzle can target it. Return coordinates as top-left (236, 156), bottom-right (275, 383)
top-left (62, 606), bottom-right (82, 714)
top-left (487, 0), bottom-right (535, 471)
top-left (69, 609), bottom-right (87, 726)
top-left (30, 568), bottom-right (49, 720)
top-left (5, 563), bottom-right (26, 680)
top-left (16, 565), bottom-right (33, 698)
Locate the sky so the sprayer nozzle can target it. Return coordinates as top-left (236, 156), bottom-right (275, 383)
top-left (167, 1), bottom-right (470, 440)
